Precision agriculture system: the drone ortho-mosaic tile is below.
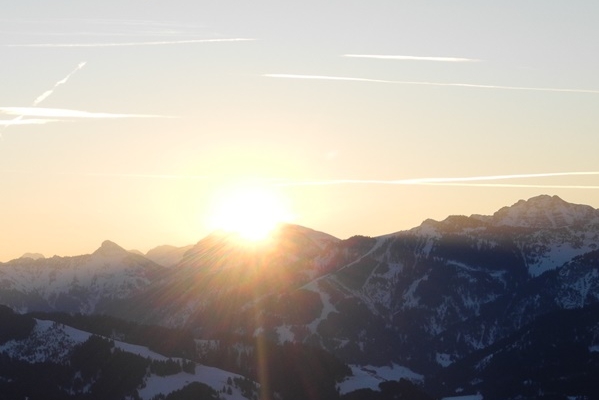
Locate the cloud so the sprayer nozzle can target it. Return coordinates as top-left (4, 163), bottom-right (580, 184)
top-left (276, 172), bottom-right (599, 189)
top-left (263, 74), bottom-right (599, 95)
top-left (5, 38), bottom-right (255, 48)
top-left (0, 107), bottom-right (176, 119)
top-left (344, 54), bottom-right (481, 62)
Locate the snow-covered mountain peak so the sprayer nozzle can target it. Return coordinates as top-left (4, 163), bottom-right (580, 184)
top-left (490, 195), bottom-right (599, 228)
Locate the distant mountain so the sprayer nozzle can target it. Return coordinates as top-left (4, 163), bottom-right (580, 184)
top-left (145, 244), bottom-right (194, 267)
top-left (479, 194), bottom-right (599, 229)
top-left (19, 253), bottom-right (45, 260)
top-left (1, 195), bottom-right (598, 399)
top-left (0, 240), bottom-right (165, 314)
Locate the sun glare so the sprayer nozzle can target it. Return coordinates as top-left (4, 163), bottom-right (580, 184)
top-left (208, 184), bottom-right (292, 242)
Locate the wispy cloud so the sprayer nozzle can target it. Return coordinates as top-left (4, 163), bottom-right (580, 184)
top-left (0, 107), bottom-right (176, 119)
top-left (263, 74), bottom-right (599, 95)
top-left (276, 172), bottom-right (599, 190)
top-left (5, 38), bottom-right (255, 48)
top-left (344, 54), bottom-right (481, 62)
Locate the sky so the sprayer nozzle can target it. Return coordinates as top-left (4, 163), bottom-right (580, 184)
top-left (1, 1), bottom-right (599, 261)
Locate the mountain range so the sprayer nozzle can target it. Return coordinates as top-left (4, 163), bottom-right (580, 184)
top-left (1, 194), bottom-right (598, 399)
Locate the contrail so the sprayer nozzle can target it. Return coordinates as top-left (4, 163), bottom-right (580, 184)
top-left (0, 107), bottom-right (176, 119)
top-left (263, 74), bottom-right (599, 95)
top-left (74, 171), bottom-right (599, 190)
top-left (276, 172), bottom-right (599, 189)
top-left (0, 118), bottom-right (57, 126)
top-left (344, 54), bottom-right (481, 62)
top-left (394, 171), bottom-right (599, 184)
top-left (32, 61), bottom-right (86, 106)
top-left (5, 38), bottom-right (255, 48)
top-left (265, 74), bottom-right (390, 84)
top-left (415, 183), bottom-right (599, 189)
top-left (3, 170), bottom-right (597, 190)
top-left (1, 61), bottom-right (86, 136)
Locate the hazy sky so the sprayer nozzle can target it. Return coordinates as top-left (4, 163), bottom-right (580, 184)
top-left (1, 1), bottom-right (599, 261)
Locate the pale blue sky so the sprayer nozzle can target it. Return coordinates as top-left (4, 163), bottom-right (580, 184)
top-left (1, 1), bottom-right (598, 260)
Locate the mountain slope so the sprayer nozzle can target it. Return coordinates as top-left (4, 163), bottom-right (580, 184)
top-left (0, 307), bottom-right (256, 400)
top-left (433, 304), bottom-right (599, 399)
top-left (105, 223), bottom-right (341, 329)
top-left (245, 196), bottom-right (599, 371)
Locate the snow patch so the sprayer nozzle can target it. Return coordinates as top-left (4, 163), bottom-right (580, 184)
top-left (402, 274), bottom-right (429, 309)
top-left (139, 364), bottom-right (253, 400)
top-left (557, 268), bottom-right (599, 309)
top-left (114, 340), bottom-right (172, 361)
top-left (337, 364), bottom-right (423, 395)
top-left (436, 353), bottom-right (453, 367)
top-left (528, 242), bottom-right (593, 277)
top-left (304, 282), bottom-right (338, 334)
top-left (275, 324), bottom-right (295, 343)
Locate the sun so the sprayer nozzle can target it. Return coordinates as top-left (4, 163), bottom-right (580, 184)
top-left (208, 184), bottom-right (292, 242)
